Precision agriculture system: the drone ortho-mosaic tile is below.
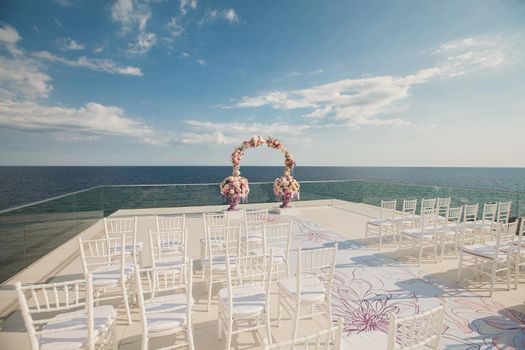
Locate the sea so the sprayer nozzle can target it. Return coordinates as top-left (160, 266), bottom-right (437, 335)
top-left (0, 166), bottom-right (524, 211)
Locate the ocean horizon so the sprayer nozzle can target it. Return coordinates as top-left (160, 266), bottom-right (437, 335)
top-left (1, 166), bottom-right (524, 211)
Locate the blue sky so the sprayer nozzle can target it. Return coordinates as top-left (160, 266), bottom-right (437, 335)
top-left (0, 0), bottom-right (524, 166)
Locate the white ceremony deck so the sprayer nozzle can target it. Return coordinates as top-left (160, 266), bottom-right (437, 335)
top-left (1, 200), bottom-right (524, 349)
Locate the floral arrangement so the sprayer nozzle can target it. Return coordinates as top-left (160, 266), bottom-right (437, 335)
top-left (273, 175), bottom-right (300, 199)
top-left (221, 136), bottom-right (299, 209)
top-left (220, 175), bottom-right (250, 201)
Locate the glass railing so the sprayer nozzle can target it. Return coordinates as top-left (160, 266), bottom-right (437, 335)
top-left (0, 180), bottom-right (523, 283)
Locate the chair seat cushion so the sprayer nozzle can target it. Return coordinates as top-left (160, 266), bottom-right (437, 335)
top-left (112, 241), bottom-right (144, 254)
top-left (344, 330), bottom-right (388, 350)
top-left (40, 305), bottom-right (115, 350)
top-left (157, 241), bottom-right (183, 250)
top-left (278, 276), bottom-right (326, 303)
top-left (219, 285), bottom-right (266, 316)
top-left (462, 243), bottom-right (507, 259)
top-left (203, 255), bottom-right (237, 271)
top-left (145, 295), bottom-right (188, 332)
top-left (154, 256), bottom-right (185, 269)
top-left (91, 263), bottom-right (134, 286)
top-left (465, 220), bottom-right (495, 229)
top-left (252, 248), bottom-right (287, 263)
top-left (367, 219), bottom-right (393, 226)
top-left (401, 227), bottom-right (436, 238)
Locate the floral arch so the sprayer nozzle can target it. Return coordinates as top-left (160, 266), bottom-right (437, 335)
top-left (220, 136), bottom-right (300, 210)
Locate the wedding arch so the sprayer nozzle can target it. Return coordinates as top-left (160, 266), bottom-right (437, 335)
top-left (220, 136), bottom-right (300, 210)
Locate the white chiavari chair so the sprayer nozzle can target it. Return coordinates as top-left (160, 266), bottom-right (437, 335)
top-left (243, 209), bottom-right (269, 253)
top-left (203, 224), bottom-right (241, 311)
top-left (149, 228), bottom-right (187, 269)
top-left (16, 275), bottom-right (117, 350)
top-left (155, 214), bottom-right (186, 251)
top-left (420, 197), bottom-right (437, 214)
top-left (466, 203), bottom-right (497, 243)
top-left (460, 204), bottom-right (480, 244)
top-left (104, 216), bottom-right (142, 265)
top-left (261, 318), bottom-right (343, 350)
top-left (134, 260), bottom-right (194, 350)
top-left (365, 200), bottom-right (397, 249)
top-left (201, 212), bottom-right (230, 276)
top-left (457, 221), bottom-right (518, 296)
top-left (156, 213), bottom-right (186, 232)
top-left (496, 201), bottom-right (512, 226)
top-left (78, 235), bottom-right (134, 325)
top-left (345, 304), bottom-right (445, 350)
top-left (435, 206), bottom-right (463, 259)
top-left (400, 208), bottom-right (440, 267)
top-left (218, 252), bottom-right (273, 349)
top-left (259, 221), bottom-right (293, 279)
top-left (278, 245), bottom-right (338, 339)
top-left (436, 197), bottom-right (451, 222)
top-left (510, 217), bottom-right (525, 289)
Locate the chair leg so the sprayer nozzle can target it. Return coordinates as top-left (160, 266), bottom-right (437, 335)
top-left (225, 318), bottom-right (233, 350)
top-left (265, 310), bottom-right (272, 344)
top-left (489, 261), bottom-right (497, 297)
top-left (141, 333), bottom-right (148, 350)
top-left (122, 282), bottom-right (133, 325)
top-left (187, 323), bottom-right (195, 350)
top-left (457, 251), bottom-right (463, 282)
top-left (217, 310), bottom-right (223, 340)
top-left (418, 239), bottom-right (423, 267)
top-left (507, 259), bottom-right (511, 291)
top-left (111, 322), bottom-right (118, 350)
top-left (292, 306), bottom-right (300, 339)
top-left (277, 294), bottom-right (282, 326)
top-left (206, 271), bottom-right (213, 312)
top-left (378, 226), bottom-right (383, 250)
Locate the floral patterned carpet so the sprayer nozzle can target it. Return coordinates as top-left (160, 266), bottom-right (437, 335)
top-left (278, 215), bottom-right (525, 350)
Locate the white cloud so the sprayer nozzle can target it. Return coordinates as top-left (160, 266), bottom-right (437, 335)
top-left (53, 0), bottom-right (73, 7)
top-left (180, 0), bottom-right (197, 16)
top-left (0, 100), bottom-right (161, 143)
top-left (223, 9), bottom-right (239, 23)
top-left (166, 17), bottom-right (184, 38)
top-left (176, 131), bottom-right (233, 145)
top-left (233, 35), bottom-right (509, 128)
top-left (0, 23), bottom-right (21, 45)
top-left (199, 8), bottom-right (239, 25)
top-left (0, 56), bottom-right (52, 100)
top-left (186, 120), bottom-right (311, 135)
top-left (127, 32), bottom-right (156, 55)
top-left (33, 50), bottom-right (143, 76)
top-left (111, 0), bottom-right (150, 33)
top-left (58, 37), bottom-right (85, 50)
top-left (52, 16), bottom-right (63, 28)
top-left (180, 51), bottom-right (190, 58)
top-left (196, 58), bottom-right (205, 65)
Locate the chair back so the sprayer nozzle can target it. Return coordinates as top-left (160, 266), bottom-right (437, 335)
top-left (225, 252), bottom-right (273, 316)
top-left (487, 221), bottom-right (518, 263)
top-left (156, 214), bottom-right (185, 232)
top-left (135, 260), bottom-right (192, 339)
top-left (380, 200), bottom-right (397, 222)
top-left (419, 208), bottom-right (439, 231)
top-left (244, 209), bottom-right (268, 225)
top-left (420, 198), bottom-right (437, 214)
top-left (203, 212), bottom-right (230, 231)
top-left (104, 216), bottom-right (137, 243)
top-left (444, 207), bottom-right (463, 227)
top-left (496, 201), bottom-right (512, 225)
top-left (149, 228), bottom-right (187, 266)
top-left (296, 245), bottom-right (338, 306)
top-left (16, 275), bottom-right (96, 350)
top-left (262, 318), bottom-right (343, 350)
top-left (463, 204), bottom-right (479, 224)
top-left (206, 224), bottom-right (241, 260)
top-left (402, 199), bottom-right (417, 215)
top-left (78, 235), bottom-right (126, 276)
top-left (436, 197), bottom-right (451, 217)
top-left (481, 203), bottom-right (498, 223)
top-left (387, 303), bottom-right (445, 350)
top-left (263, 222), bottom-right (292, 254)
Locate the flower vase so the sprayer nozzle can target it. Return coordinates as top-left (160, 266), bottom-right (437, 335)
top-left (280, 194), bottom-right (292, 209)
top-left (226, 196), bottom-right (241, 211)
